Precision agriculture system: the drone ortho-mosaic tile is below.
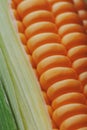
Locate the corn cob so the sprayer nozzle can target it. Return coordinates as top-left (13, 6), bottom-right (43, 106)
top-left (11, 0), bottom-right (87, 129)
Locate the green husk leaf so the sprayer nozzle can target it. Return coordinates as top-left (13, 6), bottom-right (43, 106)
top-left (0, 80), bottom-right (17, 130)
top-left (0, 0), bottom-right (52, 130)
top-left (0, 48), bottom-right (24, 130)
